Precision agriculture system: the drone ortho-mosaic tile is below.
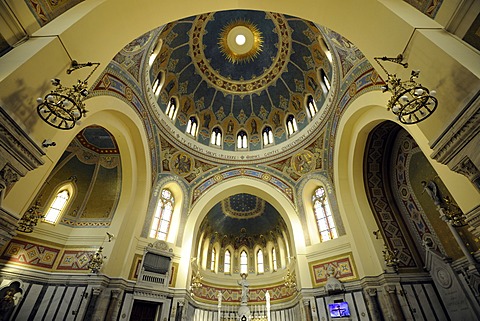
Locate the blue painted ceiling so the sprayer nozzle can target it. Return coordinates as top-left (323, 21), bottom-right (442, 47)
top-left (151, 10), bottom-right (330, 151)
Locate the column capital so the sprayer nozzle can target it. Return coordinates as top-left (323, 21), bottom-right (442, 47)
top-left (365, 287), bottom-right (378, 297)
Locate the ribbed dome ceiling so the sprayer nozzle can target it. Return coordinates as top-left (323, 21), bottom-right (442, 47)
top-left (201, 193), bottom-right (285, 236)
top-left (150, 10), bottom-right (332, 152)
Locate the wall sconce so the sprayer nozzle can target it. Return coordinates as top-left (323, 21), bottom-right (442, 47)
top-left (17, 201), bottom-right (43, 233)
top-left (42, 139), bottom-right (56, 148)
top-left (283, 268), bottom-right (297, 290)
top-left (37, 60), bottom-right (100, 130)
top-left (382, 244), bottom-right (400, 273)
top-left (191, 271), bottom-right (203, 290)
top-left (88, 246), bottom-right (106, 273)
top-left (374, 54), bottom-right (437, 124)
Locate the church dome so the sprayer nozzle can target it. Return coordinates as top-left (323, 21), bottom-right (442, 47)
top-left (148, 10), bottom-right (334, 160)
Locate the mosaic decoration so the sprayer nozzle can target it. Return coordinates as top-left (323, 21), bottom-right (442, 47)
top-left (221, 194), bottom-right (266, 219)
top-left (25, 0), bottom-right (84, 26)
top-left (32, 126), bottom-right (121, 228)
top-left (324, 28), bottom-right (364, 78)
top-left (391, 130), bottom-right (478, 259)
top-left (268, 132), bottom-right (324, 181)
top-left (290, 150), bottom-right (316, 176)
top-left (191, 281), bottom-right (295, 304)
top-left (191, 12), bottom-right (290, 94)
top-left (0, 239), bottom-right (59, 269)
top-left (160, 135), bottom-right (216, 183)
top-left (169, 152), bottom-right (194, 177)
top-left (327, 65), bottom-right (384, 180)
top-left (192, 168), bottom-right (294, 204)
top-left (309, 253), bottom-right (357, 287)
top-left (364, 122), bottom-right (421, 269)
top-left (151, 10), bottom-right (330, 151)
top-left (403, 0), bottom-right (443, 18)
top-left (203, 197), bottom-right (286, 244)
top-left (391, 130), bottom-right (445, 257)
top-left (56, 250), bottom-right (94, 271)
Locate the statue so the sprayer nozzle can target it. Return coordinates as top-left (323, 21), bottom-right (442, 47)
top-left (238, 273), bottom-right (249, 304)
top-left (421, 180), bottom-right (441, 206)
top-left (217, 290), bottom-right (222, 306)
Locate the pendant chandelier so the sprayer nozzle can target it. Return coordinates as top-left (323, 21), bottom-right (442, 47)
top-left (36, 60), bottom-right (100, 130)
top-left (374, 54), bottom-right (437, 124)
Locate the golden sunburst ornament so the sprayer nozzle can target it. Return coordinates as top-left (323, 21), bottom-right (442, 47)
top-left (218, 20), bottom-right (264, 64)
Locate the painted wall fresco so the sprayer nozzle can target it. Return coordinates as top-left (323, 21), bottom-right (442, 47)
top-left (309, 252), bottom-right (357, 287)
top-left (0, 239), bottom-right (96, 271)
top-left (25, 0), bottom-right (84, 26)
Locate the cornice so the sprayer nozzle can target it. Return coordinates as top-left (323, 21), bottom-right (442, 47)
top-left (0, 107), bottom-right (45, 174)
top-left (430, 91), bottom-right (480, 165)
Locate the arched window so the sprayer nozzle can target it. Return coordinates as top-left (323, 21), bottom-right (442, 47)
top-left (320, 69), bottom-right (331, 94)
top-left (149, 188), bottom-right (175, 241)
top-left (318, 37), bottom-right (332, 63)
top-left (313, 186), bottom-right (337, 242)
top-left (262, 126), bottom-right (274, 146)
top-left (43, 188), bottom-right (71, 224)
top-left (211, 127), bottom-right (222, 147)
top-left (306, 95), bottom-right (318, 118)
top-left (149, 39), bottom-right (163, 66)
top-left (224, 250), bottom-right (231, 274)
top-left (237, 130), bottom-right (248, 149)
top-left (240, 250), bottom-right (248, 274)
top-left (165, 97), bottom-right (178, 120)
top-left (257, 249), bottom-right (264, 274)
top-left (272, 248), bottom-right (277, 271)
top-left (152, 71), bottom-right (164, 97)
top-left (211, 248), bottom-right (216, 272)
top-left (186, 116), bottom-right (198, 137)
top-left (286, 114), bottom-right (298, 136)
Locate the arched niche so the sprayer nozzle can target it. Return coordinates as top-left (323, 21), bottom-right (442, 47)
top-left (333, 90), bottom-right (479, 277)
top-left (175, 175), bottom-right (307, 289)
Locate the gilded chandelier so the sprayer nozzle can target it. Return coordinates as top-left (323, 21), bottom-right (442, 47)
top-left (37, 60), bottom-right (100, 130)
top-left (375, 54), bottom-right (437, 124)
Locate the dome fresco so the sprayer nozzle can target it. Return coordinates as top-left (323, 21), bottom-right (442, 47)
top-left (150, 10), bottom-right (333, 152)
top-left (201, 193), bottom-right (285, 237)
top-left (35, 126), bottom-right (121, 227)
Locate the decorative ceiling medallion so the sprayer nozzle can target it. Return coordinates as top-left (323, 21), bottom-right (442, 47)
top-left (291, 150), bottom-right (315, 175)
top-left (169, 151), bottom-right (194, 177)
top-left (218, 20), bottom-right (264, 64)
top-left (190, 12), bottom-right (291, 95)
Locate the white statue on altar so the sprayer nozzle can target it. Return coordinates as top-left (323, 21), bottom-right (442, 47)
top-left (238, 273), bottom-right (249, 304)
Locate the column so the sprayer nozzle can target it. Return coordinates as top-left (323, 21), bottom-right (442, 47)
top-left (105, 289), bottom-right (121, 321)
top-left (175, 301), bottom-right (184, 321)
top-left (385, 285), bottom-right (404, 321)
top-left (83, 287), bottom-right (103, 321)
top-left (303, 299), bottom-right (313, 321)
top-left (440, 207), bottom-right (478, 268)
top-left (364, 288), bottom-right (383, 321)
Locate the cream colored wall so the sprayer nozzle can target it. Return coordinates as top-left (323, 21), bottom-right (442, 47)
top-left (5, 95), bottom-right (152, 278)
top-left (0, 0), bottom-right (479, 286)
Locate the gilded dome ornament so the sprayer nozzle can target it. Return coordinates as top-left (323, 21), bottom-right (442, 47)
top-left (218, 20), bottom-right (264, 64)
